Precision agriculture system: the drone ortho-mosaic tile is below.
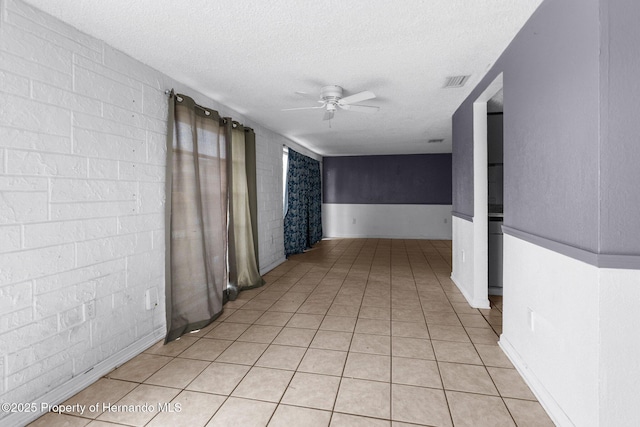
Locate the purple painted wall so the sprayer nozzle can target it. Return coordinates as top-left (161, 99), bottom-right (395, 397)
top-left (453, 0), bottom-right (605, 253)
top-left (452, 109), bottom-right (474, 217)
top-left (599, 0), bottom-right (640, 254)
top-left (323, 154), bottom-right (452, 205)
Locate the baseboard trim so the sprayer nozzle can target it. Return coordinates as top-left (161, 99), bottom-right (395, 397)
top-left (4, 327), bottom-right (165, 427)
top-left (450, 274), bottom-right (490, 309)
top-left (499, 335), bottom-right (574, 427)
top-left (323, 234), bottom-right (453, 240)
top-left (260, 256), bottom-right (286, 275)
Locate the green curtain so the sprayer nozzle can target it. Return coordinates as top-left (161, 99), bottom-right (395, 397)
top-left (165, 92), bottom-right (227, 342)
top-left (226, 120), bottom-right (263, 299)
top-left (244, 130), bottom-right (260, 267)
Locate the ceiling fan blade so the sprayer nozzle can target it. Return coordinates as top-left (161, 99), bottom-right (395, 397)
top-left (323, 110), bottom-right (335, 121)
top-left (338, 90), bottom-right (376, 105)
top-left (282, 105), bottom-right (325, 111)
top-left (339, 104), bottom-right (379, 113)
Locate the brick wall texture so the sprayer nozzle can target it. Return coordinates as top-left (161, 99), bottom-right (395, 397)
top-left (0, 0), bottom-right (290, 410)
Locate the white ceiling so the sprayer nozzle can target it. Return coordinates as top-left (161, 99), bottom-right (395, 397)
top-left (24, 0), bottom-right (542, 156)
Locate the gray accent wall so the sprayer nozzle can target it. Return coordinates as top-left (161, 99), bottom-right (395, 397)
top-left (451, 109), bottom-right (474, 217)
top-left (453, 0), bottom-right (612, 254)
top-left (323, 154), bottom-right (452, 205)
top-left (599, 0), bottom-right (640, 254)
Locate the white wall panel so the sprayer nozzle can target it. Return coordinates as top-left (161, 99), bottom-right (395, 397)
top-left (322, 204), bottom-right (452, 239)
top-left (500, 233), bottom-right (599, 427)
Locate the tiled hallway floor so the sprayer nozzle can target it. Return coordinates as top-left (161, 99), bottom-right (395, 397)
top-left (29, 239), bottom-right (554, 427)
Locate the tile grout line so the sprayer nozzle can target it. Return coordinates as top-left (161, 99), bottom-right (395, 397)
top-left (35, 239), bottom-right (549, 427)
top-left (419, 239), bottom-right (456, 427)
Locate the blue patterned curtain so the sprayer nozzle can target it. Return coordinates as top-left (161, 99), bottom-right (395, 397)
top-left (284, 149), bottom-right (323, 256)
top-left (307, 159), bottom-right (323, 245)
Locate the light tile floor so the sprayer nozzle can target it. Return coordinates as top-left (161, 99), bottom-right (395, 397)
top-left (28, 239), bottom-right (555, 427)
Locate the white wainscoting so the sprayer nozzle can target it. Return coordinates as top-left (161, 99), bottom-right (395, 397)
top-left (451, 216), bottom-right (490, 308)
top-left (597, 267), bottom-right (640, 427)
top-left (500, 233), bottom-right (599, 427)
top-left (322, 204), bottom-right (452, 239)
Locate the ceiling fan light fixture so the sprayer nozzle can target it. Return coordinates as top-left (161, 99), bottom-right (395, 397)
top-left (321, 85), bottom-right (343, 100)
top-left (282, 84), bottom-right (378, 120)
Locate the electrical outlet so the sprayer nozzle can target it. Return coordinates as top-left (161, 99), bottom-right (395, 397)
top-left (145, 288), bottom-right (159, 310)
top-left (527, 307), bottom-right (535, 332)
top-left (86, 300), bottom-right (96, 319)
top-left (444, 218), bottom-right (448, 224)
top-left (352, 218), bottom-right (356, 224)
top-left (461, 250), bottom-right (465, 263)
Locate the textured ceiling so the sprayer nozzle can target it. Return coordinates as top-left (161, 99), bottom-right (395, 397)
top-left (23, 0), bottom-right (542, 156)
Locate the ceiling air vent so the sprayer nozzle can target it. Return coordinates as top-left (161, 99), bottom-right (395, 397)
top-left (444, 75), bottom-right (470, 88)
top-left (428, 139), bottom-right (444, 144)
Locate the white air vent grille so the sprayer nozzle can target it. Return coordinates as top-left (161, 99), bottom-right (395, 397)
top-left (444, 75), bottom-right (470, 88)
top-left (428, 139), bottom-right (444, 144)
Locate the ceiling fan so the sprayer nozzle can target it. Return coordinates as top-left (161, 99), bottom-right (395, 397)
top-left (283, 85), bottom-right (379, 121)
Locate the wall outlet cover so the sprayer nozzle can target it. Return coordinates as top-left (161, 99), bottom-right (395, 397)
top-left (145, 288), bottom-right (159, 310)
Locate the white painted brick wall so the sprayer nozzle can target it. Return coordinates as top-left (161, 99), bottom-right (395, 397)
top-left (0, 0), bottom-right (297, 415)
top-left (251, 137), bottom-right (323, 273)
top-left (0, 0), bottom-right (155, 411)
top-left (255, 129), bottom-right (286, 272)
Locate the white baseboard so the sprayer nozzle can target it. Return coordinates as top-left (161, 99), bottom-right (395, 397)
top-left (323, 233), bottom-right (450, 239)
top-left (5, 327), bottom-right (165, 427)
top-left (499, 336), bottom-right (572, 427)
top-left (450, 274), bottom-right (490, 309)
top-left (260, 256), bottom-right (286, 275)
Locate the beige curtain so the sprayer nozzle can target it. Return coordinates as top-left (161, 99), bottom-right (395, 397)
top-left (226, 120), bottom-right (263, 298)
top-left (165, 93), bottom-right (227, 342)
top-left (244, 130), bottom-right (260, 268)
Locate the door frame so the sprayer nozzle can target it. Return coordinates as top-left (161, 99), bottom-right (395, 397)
top-left (471, 73), bottom-right (503, 307)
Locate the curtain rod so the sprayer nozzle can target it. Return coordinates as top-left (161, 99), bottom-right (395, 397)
top-left (166, 90), bottom-right (213, 116)
top-left (165, 89), bottom-right (253, 131)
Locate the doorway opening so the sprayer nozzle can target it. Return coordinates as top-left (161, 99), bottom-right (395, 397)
top-left (487, 89), bottom-right (504, 296)
top-left (471, 73), bottom-right (503, 307)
